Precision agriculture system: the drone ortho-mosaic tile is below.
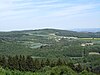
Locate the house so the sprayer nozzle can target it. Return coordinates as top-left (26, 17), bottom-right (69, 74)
top-left (89, 52), bottom-right (100, 55)
top-left (81, 43), bottom-right (94, 46)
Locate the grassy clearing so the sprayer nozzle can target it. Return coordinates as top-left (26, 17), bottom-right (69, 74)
top-left (79, 38), bottom-right (100, 40)
top-left (79, 38), bottom-right (100, 44)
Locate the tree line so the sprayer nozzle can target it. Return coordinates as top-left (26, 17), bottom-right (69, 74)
top-left (0, 55), bottom-right (67, 72)
top-left (0, 55), bottom-right (99, 74)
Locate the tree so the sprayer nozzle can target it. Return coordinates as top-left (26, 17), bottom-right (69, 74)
top-left (45, 59), bottom-right (50, 66)
top-left (56, 58), bottom-right (62, 66)
top-left (34, 59), bottom-right (40, 70)
top-left (75, 63), bottom-right (83, 72)
top-left (26, 55), bottom-right (34, 71)
top-left (40, 59), bottom-right (45, 68)
top-left (12, 55), bottom-right (19, 70)
top-left (0, 55), bottom-right (6, 68)
top-left (7, 56), bottom-right (13, 69)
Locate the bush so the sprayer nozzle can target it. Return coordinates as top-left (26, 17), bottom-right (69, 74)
top-left (45, 66), bottom-right (77, 75)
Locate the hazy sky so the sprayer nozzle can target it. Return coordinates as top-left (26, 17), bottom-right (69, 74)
top-left (0, 0), bottom-right (100, 31)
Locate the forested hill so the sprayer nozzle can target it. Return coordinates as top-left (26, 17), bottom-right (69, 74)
top-left (0, 28), bottom-right (100, 38)
top-left (72, 28), bottom-right (100, 32)
top-left (0, 28), bottom-right (100, 73)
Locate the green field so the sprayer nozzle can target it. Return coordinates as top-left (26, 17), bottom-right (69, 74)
top-left (79, 38), bottom-right (100, 44)
top-left (79, 38), bottom-right (100, 40)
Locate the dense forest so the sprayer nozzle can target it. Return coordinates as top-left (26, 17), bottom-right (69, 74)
top-left (0, 55), bottom-right (98, 75)
top-left (0, 29), bottom-right (100, 75)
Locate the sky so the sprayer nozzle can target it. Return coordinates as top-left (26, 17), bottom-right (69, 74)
top-left (0, 0), bottom-right (100, 31)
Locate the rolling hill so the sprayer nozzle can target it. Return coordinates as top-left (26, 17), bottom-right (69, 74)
top-left (0, 29), bottom-right (100, 57)
top-left (0, 29), bottom-right (100, 73)
top-left (72, 28), bottom-right (100, 32)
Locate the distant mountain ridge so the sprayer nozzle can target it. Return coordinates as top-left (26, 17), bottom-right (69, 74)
top-left (0, 28), bottom-right (100, 38)
top-left (72, 28), bottom-right (100, 32)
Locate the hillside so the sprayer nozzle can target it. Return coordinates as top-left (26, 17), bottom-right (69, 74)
top-left (0, 28), bottom-right (100, 38)
top-left (72, 28), bottom-right (100, 32)
top-left (0, 29), bottom-right (100, 74)
top-left (0, 28), bottom-right (100, 57)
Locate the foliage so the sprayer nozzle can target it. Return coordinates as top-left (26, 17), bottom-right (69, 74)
top-left (0, 29), bottom-right (100, 75)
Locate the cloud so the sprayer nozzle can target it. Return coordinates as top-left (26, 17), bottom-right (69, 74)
top-left (0, 0), bottom-right (100, 31)
top-left (0, 0), bottom-right (59, 17)
top-left (33, 3), bottom-right (99, 19)
top-left (0, 0), bottom-right (70, 20)
top-left (48, 4), bottom-right (97, 17)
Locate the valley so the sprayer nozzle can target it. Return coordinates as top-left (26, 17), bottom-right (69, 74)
top-left (0, 29), bottom-right (100, 75)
